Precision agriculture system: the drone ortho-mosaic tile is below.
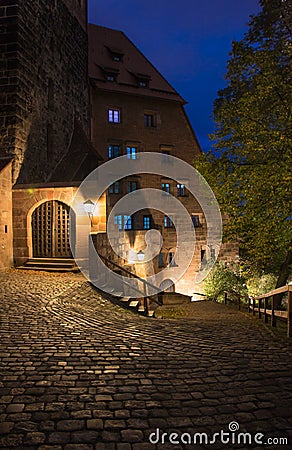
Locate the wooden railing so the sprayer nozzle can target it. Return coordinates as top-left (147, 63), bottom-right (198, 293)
top-left (98, 254), bottom-right (163, 313)
top-left (248, 285), bottom-right (292, 338)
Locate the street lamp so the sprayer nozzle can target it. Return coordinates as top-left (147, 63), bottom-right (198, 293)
top-left (83, 199), bottom-right (95, 225)
top-left (137, 250), bottom-right (145, 262)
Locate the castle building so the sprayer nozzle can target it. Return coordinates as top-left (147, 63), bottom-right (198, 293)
top-left (0, 0), bottom-right (237, 296)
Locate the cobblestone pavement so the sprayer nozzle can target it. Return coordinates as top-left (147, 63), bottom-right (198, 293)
top-left (0, 270), bottom-right (292, 450)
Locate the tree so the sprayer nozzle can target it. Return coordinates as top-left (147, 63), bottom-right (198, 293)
top-left (195, 0), bottom-right (292, 291)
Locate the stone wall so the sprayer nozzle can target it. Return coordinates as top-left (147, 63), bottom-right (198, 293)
top-left (0, 0), bottom-right (89, 184)
top-left (0, 160), bottom-right (13, 270)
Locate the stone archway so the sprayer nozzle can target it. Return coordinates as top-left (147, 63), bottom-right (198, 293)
top-left (159, 279), bottom-right (175, 293)
top-left (31, 200), bottom-right (75, 258)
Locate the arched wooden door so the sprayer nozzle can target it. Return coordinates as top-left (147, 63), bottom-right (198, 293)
top-left (32, 201), bottom-right (74, 258)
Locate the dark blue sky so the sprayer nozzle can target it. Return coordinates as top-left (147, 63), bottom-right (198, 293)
top-left (88, 0), bottom-right (260, 152)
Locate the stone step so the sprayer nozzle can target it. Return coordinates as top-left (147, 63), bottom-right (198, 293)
top-left (18, 258), bottom-right (79, 272)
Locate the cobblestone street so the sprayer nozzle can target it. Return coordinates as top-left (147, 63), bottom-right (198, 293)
top-left (0, 270), bottom-right (291, 450)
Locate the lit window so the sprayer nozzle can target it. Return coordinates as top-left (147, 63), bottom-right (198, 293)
top-left (138, 79), bottom-right (149, 88)
top-left (108, 145), bottom-right (120, 159)
top-left (114, 214), bottom-right (123, 230)
top-left (106, 73), bottom-right (117, 82)
top-left (162, 183), bottom-right (170, 194)
top-left (164, 215), bottom-right (173, 228)
top-left (127, 146), bottom-right (137, 160)
top-left (177, 184), bottom-right (185, 196)
top-left (128, 181), bottom-right (138, 192)
top-left (143, 215), bottom-right (151, 230)
top-left (192, 214), bottom-right (200, 227)
top-left (124, 215), bottom-right (133, 230)
top-left (144, 113), bottom-right (154, 127)
top-left (109, 182), bottom-right (120, 194)
top-left (108, 109), bottom-right (120, 123)
top-left (114, 215), bottom-right (133, 230)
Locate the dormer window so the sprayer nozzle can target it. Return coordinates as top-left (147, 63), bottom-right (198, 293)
top-left (132, 72), bottom-right (151, 88)
top-left (102, 66), bottom-right (120, 83)
top-left (106, 46), bottom-right (124, 63)
top-left (138, 79), bottom-right (149, 88)
top-left (106, 73), bottom-right (117, 82)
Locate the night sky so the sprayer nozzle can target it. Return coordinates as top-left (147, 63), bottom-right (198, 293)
top-left (88, 0), bottom-right (260, 152)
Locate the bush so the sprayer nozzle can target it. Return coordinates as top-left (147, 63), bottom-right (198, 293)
top-left (204, 262), bottom-right (248, 303)
top-left (245, 272), bottom-right (277, 298)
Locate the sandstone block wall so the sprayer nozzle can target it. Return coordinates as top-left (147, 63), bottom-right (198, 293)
top-left (0, 161), bottom-right (13, 270)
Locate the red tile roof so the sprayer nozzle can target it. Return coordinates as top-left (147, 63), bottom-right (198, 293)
top-left (88, 24), bottom-right (185, 103)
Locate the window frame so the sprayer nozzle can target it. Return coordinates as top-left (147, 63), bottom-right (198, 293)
top-left (108, 108), bottom-right (121, 124)
top-left (144, 113), bottom-right (155, 127)
top-left (161, 182), bottom-right (170, 194)
top-left (126, 146), bottom-right (137, 160)
top-left (191, 214), bottom-right (201, 227)
top-left (127, 181), bottom-right (138, 193)
top-left (143, 215), bottom-right (152, 230)
top-left (109, 181), bottom-right (120, 194)
top-left (164, 215), bottom-right (173, 228)
top-left (108, 145), bottom-right (120, 159)
top-left (177, 183), bottom-right (186, 197)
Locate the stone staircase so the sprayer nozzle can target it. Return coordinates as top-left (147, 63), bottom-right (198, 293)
top-left (17, 258), bottom-right (79, 272)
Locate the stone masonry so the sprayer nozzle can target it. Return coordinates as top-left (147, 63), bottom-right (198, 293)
top-left (0, 0), bottom-right (89, 184)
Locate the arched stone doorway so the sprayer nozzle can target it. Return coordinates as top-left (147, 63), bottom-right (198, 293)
top-left (159, 279), bottom-right (175, 293)
top-left (32, 200), bottom-right (75, 258)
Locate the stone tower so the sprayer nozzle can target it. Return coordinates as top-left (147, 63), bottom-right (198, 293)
top-left (0, 0), bottom-right (89, 184)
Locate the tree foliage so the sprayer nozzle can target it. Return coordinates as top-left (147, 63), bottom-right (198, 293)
top-left (195, 0), bottom-right (292, 285)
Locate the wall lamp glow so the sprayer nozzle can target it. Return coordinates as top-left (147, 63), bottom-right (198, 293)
top-left (83, 199), bottom-right (95, 225)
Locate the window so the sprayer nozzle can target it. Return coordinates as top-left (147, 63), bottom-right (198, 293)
top-left (168, 252), bottom-right (176, 267)
top-left (128, 181), bottom-right (138, 192)
top-left (106, 73), bottom-right (117, 82)
top-left (164, 215), bottom-right (173, 228)
top-left (114, 215), bottom-right (133, 230)
top-left (158, 253), bottom-right (164, 268)
top-left (138, 79), bottom-right (149, 88)
top-left (108, 109), bottom-right (120, 123)
top-left (177, 183), bottom-right (185, 196)
top-left (127, 146), bottom-right (137, 160)
top-left (162, 183), bottom-right (170, 194)
top-left (124, 215), bottom-right (133, 230)
top-left (143, 215), bottom-right (151, 230)
top-left (201, 249), bottom-right (206, 261)
top-left (108, 145), bottom-right (120, 159)
top-left (109, 182), bottom-right (120, 194)
top-left (192, 214), bottom-right (200, 227)
top-left (144, 113), bottom-right (154, 127)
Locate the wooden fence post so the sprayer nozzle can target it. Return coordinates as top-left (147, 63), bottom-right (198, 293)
top-left (252, 298), bottom-right (255, 316)
top-left (258, 298), bottom-right (262, 319)
top-left (264, 298), bottom-right (268, 324)
top-left (248, 297), bottom-right (251, 313)
top-left (271, 295), bottom-right (276, 327)
top-left (287, 290), bottom-right (292, 338)
top-left (224, 292), bottom-right (227, 305)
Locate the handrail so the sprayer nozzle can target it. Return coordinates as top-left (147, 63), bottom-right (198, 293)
top-left (255, 284), bottom-right (292, 300)
top-left (99, 254), bottom-right (161, 294)
top-left (98, 254), bottom-right (163, 307)
top-left (249, 285), bottom-right (292, 338)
